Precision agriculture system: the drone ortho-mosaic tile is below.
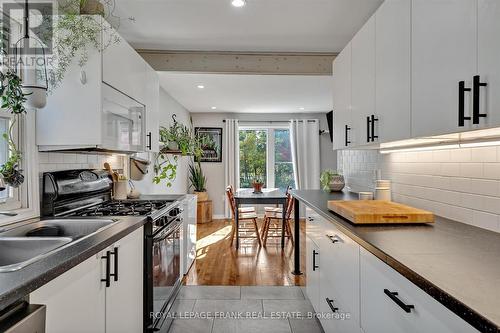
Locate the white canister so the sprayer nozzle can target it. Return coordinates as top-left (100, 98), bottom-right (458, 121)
top-left (375, 187), bottom-right (392, 201)
top-left (113, 181), bottom-right (128, 200)
top-left (376, 180), bottom-right (391, 188)
top-left (358, 192), bottom-right (374, 200)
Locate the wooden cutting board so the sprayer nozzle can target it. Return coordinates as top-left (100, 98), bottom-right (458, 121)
top-left (327, 200), bottom-right (434, 224)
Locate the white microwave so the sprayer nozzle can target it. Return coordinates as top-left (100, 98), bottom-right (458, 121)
top-left (102, 83), bottom-right (146, 153)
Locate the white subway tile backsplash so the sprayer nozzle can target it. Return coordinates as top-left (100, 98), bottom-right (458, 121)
top-left (471, 147), bottom-right (497, 163)
top-left (39, 152), bottom-right (125, 174)
top-left (459, 163), bottom-right (483, 178)
top-left (340, 146), bottom-right (500, 234)
top-left (471, 211), bottom-right (500, 232)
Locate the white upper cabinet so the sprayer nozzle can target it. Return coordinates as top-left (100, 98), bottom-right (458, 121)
top-left (376, 0), bottom-right (411, 143)
top-left (411, 0), bottom-right (477, 137)
top-left (332, 43), bottom-right (352, 150)
top-left (102, 23), bottom-right (147, 104)
top-left (38, 18), bottom-right (160, 152)
top-left (145, 65), bottom-right (160, 153)
top-left (477, 0), bottom-right (500, 127)
top-left (351, 15), bottom-right (376, 146)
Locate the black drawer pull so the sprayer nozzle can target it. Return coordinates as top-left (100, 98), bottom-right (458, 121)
top-left (146, 132), bottom-right (152, 150)
top-left (384, 289), bottom-right (414, 313)
top-left (472, 75), bottom-right (487, 124)
top-left (101, 251), bottom-right (111, 287)
top-left (110, 247), bottom-right (119, 282)
top-left (312, 250), bottom-right (319, 271)
top-left (326, 234), bottom-right (341, 244)
top-left (345, 125), bottom-right (351, 147)
top-left (366, 116), bottom-right (371, 143)
top-left (370, 115), bottom-right (379, 141)
top-left (325, 298), bottom-right (338, 313)
top-left (458, 81), bottom-right (471, 126)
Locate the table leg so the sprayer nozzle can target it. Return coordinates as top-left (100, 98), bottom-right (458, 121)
top-left (292, 198), bottom-right (302, 275)
top-left (235, 200), bottom-right (240, 249)
top-left (281, 199), bottom-right (286, 249)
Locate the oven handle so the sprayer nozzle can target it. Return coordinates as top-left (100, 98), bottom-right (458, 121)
top-left (152, 217), bottom-right (183, 241)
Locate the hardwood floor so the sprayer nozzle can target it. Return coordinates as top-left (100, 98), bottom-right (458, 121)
top-left (184, 219), bottom-right (306, 286)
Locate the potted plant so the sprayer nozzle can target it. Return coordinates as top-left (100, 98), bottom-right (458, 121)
top-left (0, 69), bottom-right (30, 188)
top-left (154, 117), bottom-right (202, 188)
top-left (252, 176), bottom-right (264, 194)
top-left (320, 169), bottom-right (345, 192)
top-left (189, 161), bottom-right (208, 202)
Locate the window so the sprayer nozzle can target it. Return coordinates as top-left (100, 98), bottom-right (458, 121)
top-left (239, 126), bottom-right (295, 190)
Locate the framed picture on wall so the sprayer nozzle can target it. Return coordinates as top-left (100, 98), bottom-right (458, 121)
top-left (195, 127), bottom-right (223, 162)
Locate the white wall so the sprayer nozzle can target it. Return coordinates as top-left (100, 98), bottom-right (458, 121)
top-left (191, 112), bottom-right (336, 217)
top-left (339, 147), bottom-right (500, 233)
top-left (133, 88), bottom-right (192, 195)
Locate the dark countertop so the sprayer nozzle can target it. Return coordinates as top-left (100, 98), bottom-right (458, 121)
top-left (0, 215), bottom-right (147, 312)
top-left (292, 190), bottom-right (500, 333)
top-left (131, 194), bottom-right (187, 202)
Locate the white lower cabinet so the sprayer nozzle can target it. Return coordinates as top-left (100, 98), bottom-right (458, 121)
top-left (30, 227), bottom-right (144, 333)
top-left (305, 235), bottom-right (320, 312)
top-left (359, 248), bottom-right (478, 333)
top-left (305, 205), bottom-right (479, 333)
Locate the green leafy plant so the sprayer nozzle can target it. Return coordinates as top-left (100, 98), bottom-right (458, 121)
top-left (188, 161), bottom-right (207, 192)
top-left (0, 71), bottom-right (30, 187)
top-left (320, 169), bottom-right (342, 191)
top-left (152, 155), bottom-right (178, 188)
top-left (0, 71), bottom-right (29, 115)
top-left (154, 120), bottom-right (202, 188)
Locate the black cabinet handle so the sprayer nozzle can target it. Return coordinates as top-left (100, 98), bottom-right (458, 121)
top-left (325, 298), bottom-right (338, 313)
top-left (110, 247), bottom-right (119, 282)
top-left (384, 289), bottom-right (415, 313)
top-left (326, 234), bottom-right (340, 243)
top-left (370, 115), bottom-right (379, 141)
top-left (345, 125), bottom-right (351, 147)
top-left (312, 250), bottom-right (319, 271)
top-left (458, 81), bottom-right (471, 126)
top-left (366, 116), bottom-right (371, 142)
top-left (101, 251), bottom-right (111, 287)
top-left (146, 132), bottom-right (152, 150)
top-left (473, 75), bottom-right (487, 124)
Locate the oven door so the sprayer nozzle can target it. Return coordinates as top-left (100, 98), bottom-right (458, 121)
top-left (151, 217), bottom-right (182, 329)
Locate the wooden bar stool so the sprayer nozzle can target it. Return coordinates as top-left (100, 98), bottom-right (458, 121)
top-left (226, 186), bottom-right (262, 247)
top-left (262, 192), bottom-right (294, 247)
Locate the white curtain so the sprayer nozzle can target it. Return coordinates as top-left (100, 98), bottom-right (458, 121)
top-left (224, 119), bottom-right (239, 217)
top-left (290, 119), bottom-right (321, 190)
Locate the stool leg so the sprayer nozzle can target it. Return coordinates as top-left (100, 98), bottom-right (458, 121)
top-left (253, 218), bottom-right (262, 246)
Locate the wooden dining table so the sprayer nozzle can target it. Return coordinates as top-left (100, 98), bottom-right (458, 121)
top-left (233, 188), bottom-right (288, 249)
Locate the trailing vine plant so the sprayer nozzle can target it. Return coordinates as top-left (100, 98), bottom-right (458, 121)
top-left (47, 0), bottom-right (121, 91)
top-left (0, 69), bottom-right (30, 187)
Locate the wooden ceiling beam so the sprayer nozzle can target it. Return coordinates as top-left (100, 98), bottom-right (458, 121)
top-left (137, 50), bottom-right (336, 75)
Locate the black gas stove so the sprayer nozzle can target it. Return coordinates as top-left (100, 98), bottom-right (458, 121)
top-left (41, 169), bottom-right (185, 332)
top-left (72, 200), bottom-right (169, 217)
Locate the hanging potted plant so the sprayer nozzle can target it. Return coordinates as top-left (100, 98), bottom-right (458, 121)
top-left (189, 161), bottom-right (208, 202)
top-left (0, 69), bottom-right (30, 188)
top-left (47, 0), bottom-right (121, 92)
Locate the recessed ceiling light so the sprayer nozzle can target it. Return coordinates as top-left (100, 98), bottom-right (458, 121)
top-left (211, 106), bottom-right (217, 110)
top-left (231, 0), bottom-right (246, 7)
top-left (299, 107), bottom-right (305, 110)
top-left (197, 85), bottom-right (205, 89)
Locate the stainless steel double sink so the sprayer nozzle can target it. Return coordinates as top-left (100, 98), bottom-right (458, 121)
top-left (0, 219), bottom-right (118, 272)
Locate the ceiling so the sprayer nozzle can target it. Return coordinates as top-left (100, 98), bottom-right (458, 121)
top-left (158, 73), bottom-right (333, 113)
top-left (113, 0), bottom-right (382, 53)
